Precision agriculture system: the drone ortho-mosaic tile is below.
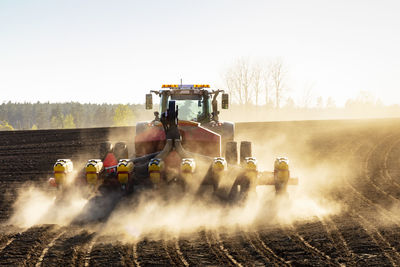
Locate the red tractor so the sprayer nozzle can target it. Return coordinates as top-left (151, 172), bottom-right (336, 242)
top-left (50, 84), bottom-right (298, 202)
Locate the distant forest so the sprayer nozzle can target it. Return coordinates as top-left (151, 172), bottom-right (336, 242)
top-left (0, 102), bottom-right (147, 130)
top-left (1, 100), bottom-right (400, 130)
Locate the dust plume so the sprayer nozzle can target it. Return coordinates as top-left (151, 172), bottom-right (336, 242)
top-left (8, 178), bottom-right (88, 228)
top-left (100, 191), bottom-right (263, 240)
top-left (7, 120), bottom-right (355, 237)
top-left (96, 181), bottom-right (340, 242)
top-left (234, 121), bottom-right (349, 221)
top-left (96, 121), bottom-right (344, 241)
top-left (98, 137), bottom-right (345, 242)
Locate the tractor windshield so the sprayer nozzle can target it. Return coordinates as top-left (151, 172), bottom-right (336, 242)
top-left (160, 93), bottom-right (211, 122)
top-left (175, 99), bottom-right (203, 121)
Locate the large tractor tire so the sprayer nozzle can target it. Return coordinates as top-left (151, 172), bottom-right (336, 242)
top-left (225, 141), bottom-right (238, 165)
top-left (114, 141), bottom-right (128, 160)
top-left (240, 141), bottom-right (252, 164)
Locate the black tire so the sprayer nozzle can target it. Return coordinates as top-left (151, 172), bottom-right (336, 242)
top-left (240, 141), bottom-right (252, 164)
top-left (225, 141), bottom-right (238, 165)
top-left (114, 141), bottom-right (128, 160)
top-left (99, 141), bottom-right (113, 160)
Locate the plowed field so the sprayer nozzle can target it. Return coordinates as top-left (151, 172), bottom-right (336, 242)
top-left (1, 118), bottom-right (400, 266)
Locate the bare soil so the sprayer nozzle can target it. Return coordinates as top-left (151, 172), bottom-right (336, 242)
top-left (1, 118), bottom-right (400, 266)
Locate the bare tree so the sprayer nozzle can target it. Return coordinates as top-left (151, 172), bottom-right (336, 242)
top-left (285, 97), bottom-right (296, 109)
top-left (225, 58), bottom-right (254, 105)
top-left (316, 96), bottom-right (324, 109)
top-left (263, 65), bottom-right (272, 107)
top-left (269, 59), bottom-right (287, 109)
top-left (300, 82), bottom-right (315, 108)
top-left (252, 63), bottom-right (262, 105)
top-left (326, 97), bottom-right (336, 109)
top-left (224, 57), bottom-right (289, 108)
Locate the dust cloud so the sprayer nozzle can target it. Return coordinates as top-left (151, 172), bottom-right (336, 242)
top-left (95, 122), bottom-right (347, 241)
top-left (7, 120), bottom-right (356, 239)
top-left (98, 185), bottom-right (341, 242)
top-left (8, 174), bottom-right (88, 228)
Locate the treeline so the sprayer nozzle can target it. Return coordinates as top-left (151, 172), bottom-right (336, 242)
top-left (1, 97), bottom-right (400, 131)
top-left (0, 102), bottom-right (146, 130)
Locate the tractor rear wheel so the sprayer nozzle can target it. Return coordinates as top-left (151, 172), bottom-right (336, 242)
top-left (114, 141), bottom-right (128, 160)
top-left (240, 141), bottom-right (252, 164)
top-left (225, 141), bottom-right (238, 165)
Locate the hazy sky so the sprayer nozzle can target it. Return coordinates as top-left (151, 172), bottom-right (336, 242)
top-left (1, 0), bottom-right (399, 106)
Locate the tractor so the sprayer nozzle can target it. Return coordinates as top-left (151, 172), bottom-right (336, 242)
top-left (49, 84), bottom-right (298, 203)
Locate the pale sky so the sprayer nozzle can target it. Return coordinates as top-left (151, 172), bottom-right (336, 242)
top-left (1, 0), bottom-right (399, 106)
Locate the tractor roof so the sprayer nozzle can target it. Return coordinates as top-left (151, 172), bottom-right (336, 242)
top-left (151, 84), bottom-right (223, 97)
top-left (154, 84), bottom-right (212, 95)
top-left (162, 84), bottom-right (210, 89)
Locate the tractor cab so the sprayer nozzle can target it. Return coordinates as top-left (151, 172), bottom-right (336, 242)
top-left (146, 84), bottom-right (229, 124)
top-left (136, 84), bottom-right (234, 158)
top-left (160, 89), bottom-right (211, 122)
